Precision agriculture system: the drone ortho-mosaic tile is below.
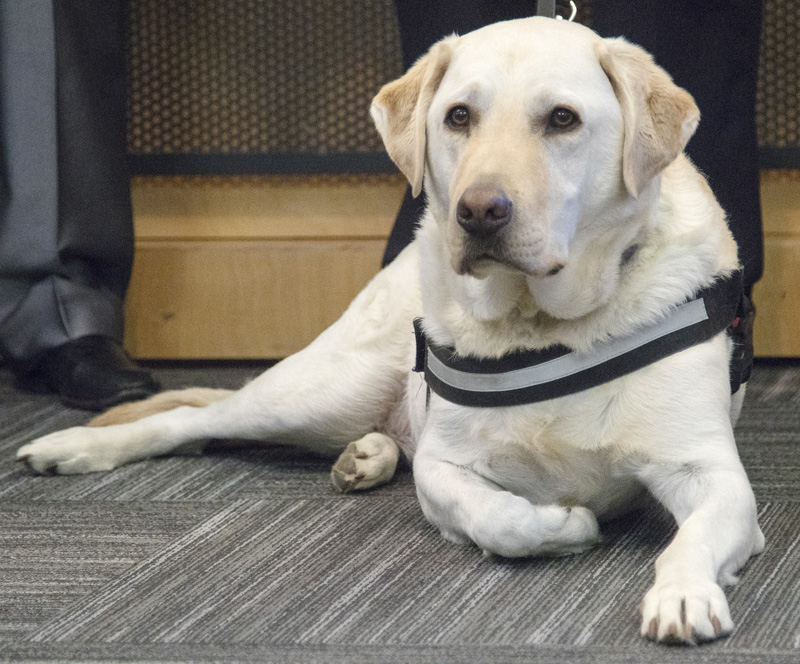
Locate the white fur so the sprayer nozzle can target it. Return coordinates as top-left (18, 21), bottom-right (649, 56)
top-left (18, 18), bottom-right (763, 645)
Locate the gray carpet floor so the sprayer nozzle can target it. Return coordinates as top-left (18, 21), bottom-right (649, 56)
top-left (1, 359), bottom-right (800, 663)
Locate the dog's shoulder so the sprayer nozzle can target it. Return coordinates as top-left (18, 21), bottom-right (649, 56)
top-left (548, 156), bottom-right (738, 352)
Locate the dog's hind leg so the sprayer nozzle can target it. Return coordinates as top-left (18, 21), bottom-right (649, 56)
top-left (17, 246), bottom-right (421, 480)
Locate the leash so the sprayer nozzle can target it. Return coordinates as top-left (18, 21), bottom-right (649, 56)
top-left (414, 270), bottom-right (753, 408)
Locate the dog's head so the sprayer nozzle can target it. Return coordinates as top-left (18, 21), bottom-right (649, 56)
top-left (371, 18), bottom-right (699, 316)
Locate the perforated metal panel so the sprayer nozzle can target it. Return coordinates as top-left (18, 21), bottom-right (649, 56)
top-left (758, 0), bottom-right (800, 166)
top-left (127, 0), bottom-right (403, 174)
top-left (126, 0), bottom-right (800, 174)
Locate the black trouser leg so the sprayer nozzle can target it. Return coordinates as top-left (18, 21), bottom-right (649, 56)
top-left (0, 0), bottom-right (133, 375)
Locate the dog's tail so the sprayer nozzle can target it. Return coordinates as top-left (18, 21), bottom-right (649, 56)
top-left (87, 388), bottom-right (234, 427)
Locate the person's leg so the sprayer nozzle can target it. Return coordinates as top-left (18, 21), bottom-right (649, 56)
top-left (54, 0), bottom-right (136, 305)
top-left (0, 0), bottom-right (158, 408)
top-left (0, 0), bottom-right (71, 368)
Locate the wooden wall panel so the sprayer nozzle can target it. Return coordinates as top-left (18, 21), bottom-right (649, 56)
top-left (125, 240), bottom-right (387, 358)
top-left (124, 177), bottom-right (404, 359)
top-left (125, 173), bottom-right (800, 359)
top-left (130, 176), bottom-right (403, 241)
top-left (753, 172), bottom-right (800, 357)
top-left (753, 236), bottom-right (800, 357)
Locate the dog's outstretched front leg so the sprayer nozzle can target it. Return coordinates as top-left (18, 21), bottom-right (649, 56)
top-left (637, 454), bottom-right (765, 644)
top-left (17, 405), bottom-right (215, 474)
top-left (18, 245), bottom-right (422, 476)
top-left (413, 434), bottom-right (600, 557)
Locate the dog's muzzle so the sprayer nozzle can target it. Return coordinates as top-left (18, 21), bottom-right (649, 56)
top-left (452, 183), bottom-right (565, 277)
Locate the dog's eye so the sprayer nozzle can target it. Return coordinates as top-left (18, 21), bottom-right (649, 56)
top-left (446, 105), bottom-right (471, 129)
top-left (549, 107), bottom-right (579, 131)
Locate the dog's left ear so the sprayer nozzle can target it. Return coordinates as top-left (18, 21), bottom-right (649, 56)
top-left (370, 38), bottom-right (455, 197)
top-left (597, 38), bottom-right (700, 198)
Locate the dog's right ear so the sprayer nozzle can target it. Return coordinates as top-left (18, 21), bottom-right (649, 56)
top-left (370, 39), bottom-right (455, 197)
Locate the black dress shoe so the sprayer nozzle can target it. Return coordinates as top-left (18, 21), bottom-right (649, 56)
top-left (27, 335), bottom-right (160, 411)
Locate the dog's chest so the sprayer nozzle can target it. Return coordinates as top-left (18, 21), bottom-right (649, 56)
top-left (434, 399), bottom-right (643, 519)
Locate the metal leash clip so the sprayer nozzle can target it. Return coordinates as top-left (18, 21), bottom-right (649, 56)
top-left (536, 0), bottom-right (578, 22)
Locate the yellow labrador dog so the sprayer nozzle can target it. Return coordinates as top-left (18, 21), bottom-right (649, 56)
top-left (18, 18), bottom-right (763, 644)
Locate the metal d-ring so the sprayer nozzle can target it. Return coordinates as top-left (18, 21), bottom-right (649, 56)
top-left (556, 1), bottom-right (578, 22)
top-left (537, 0), bottom-right (578, 22)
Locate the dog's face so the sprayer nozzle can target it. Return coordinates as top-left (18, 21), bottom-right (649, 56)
top-left (371, 18), bottom-right (699, 313)
top-left (424, 21), bottom-right (630, 280)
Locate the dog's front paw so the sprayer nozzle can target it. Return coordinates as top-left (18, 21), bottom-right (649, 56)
top-left (470, 498), bottom-right (600, 557)
top-left (640, 579), bottom-right (733, 644)
top-left (17, 427), bottom-right (117, 475)
top-left (331, 433), bottom-right (399, 493)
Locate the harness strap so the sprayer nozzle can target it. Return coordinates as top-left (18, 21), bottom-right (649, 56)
top-left (414, 270), bottom-right (746, 408)
top-left (729, 291), bottom-right (755, 394)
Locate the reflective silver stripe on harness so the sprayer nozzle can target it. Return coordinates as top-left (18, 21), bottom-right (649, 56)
top-left (426, 298), bottom-right (709, 394)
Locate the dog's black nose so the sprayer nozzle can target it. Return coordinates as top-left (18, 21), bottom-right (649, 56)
top-left (456, 184), bottom-right (513, 236)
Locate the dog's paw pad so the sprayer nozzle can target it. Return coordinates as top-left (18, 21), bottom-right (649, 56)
top-left (330, 433), bottom-right (398, 493)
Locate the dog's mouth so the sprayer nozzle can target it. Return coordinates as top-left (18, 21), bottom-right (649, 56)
top-left (455, 251), bottom-right (564, 279)
top-left (456, 253), bottom-right (514, 277)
